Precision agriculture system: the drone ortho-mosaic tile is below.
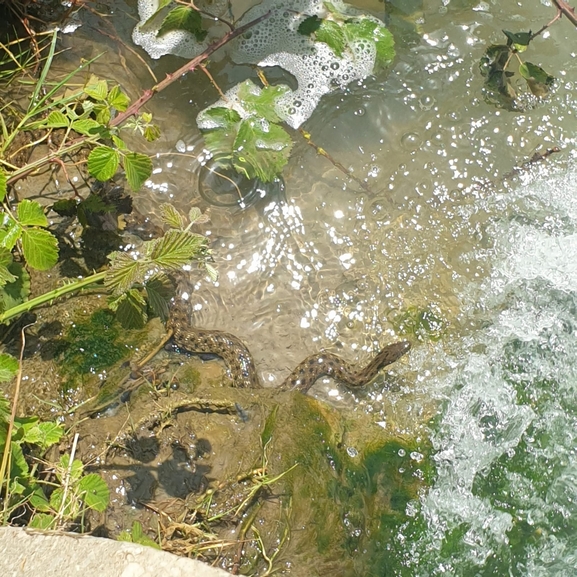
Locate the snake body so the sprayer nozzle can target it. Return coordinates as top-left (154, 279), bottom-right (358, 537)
top-left (169, 305), bottom-right (410, 393)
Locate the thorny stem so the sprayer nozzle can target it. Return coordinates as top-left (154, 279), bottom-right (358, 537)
top-left (109, 11), bottom-right (271, 128)
top-left (0, 271), bottom-right (107, 324)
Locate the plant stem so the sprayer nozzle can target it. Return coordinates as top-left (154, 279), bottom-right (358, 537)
top-left (0, 271), bottom-right (107, 324)
top-left (110, 10), bottom-right (271, 128)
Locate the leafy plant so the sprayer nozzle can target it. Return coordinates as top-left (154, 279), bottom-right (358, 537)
top-left (479, 29), bottom-right (555, 110)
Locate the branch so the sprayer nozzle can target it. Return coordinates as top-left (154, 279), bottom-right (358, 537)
top-left (110, 11), bottom-right (271, 128)
top-left (552, 0), bottom-right (577, 26)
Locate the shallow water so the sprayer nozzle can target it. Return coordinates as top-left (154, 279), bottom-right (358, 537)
top-left (56, 0), bottom-right (577, 573)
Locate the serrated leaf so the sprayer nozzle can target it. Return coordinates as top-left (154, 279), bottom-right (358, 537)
top-left (17, 199), bottom-right (48, 227)
top-left (232, 118), bottom-right (293, 182)
top-left (0, 352), bottom-right (18, 382)
top-left (316, 19), bottom-right (346, 57)
top-left (107, 85), bottom-right (131, 111)
top-left (145, 274), bottom-right (174, 321)
top-left (29, 513), bottom-right (56, 529)
top-left (112, 135), bottom-right (128, 150)
top-left (123, 152), bottom-right (152, 191)
top-left (205, 262), bottom-right (218, 282)
top-left (158, 6), bottom-right (207, 42)
top-left (94, 104), bottom-right (111, 125)
top-left (503, 30), bottom-right (532, 49)
top-left (0, 262), bottom-right (30, 308)
top-left (36, 421), bottom-right (65, 448)
top-left (29, 488), bottom-right (52, 513)
top-left (143, 124), bottom-right (161, 142)
top-left (52, 198), bottom-right (79, 217)
top-left (298, 14), bottom-right (322, 36)
top-left (0, 167), bottom-right (6, 202)
top-left (344, 19), bottom-right (395, 70)
top-left (58, 455), bottom-right (84, 482)
top-left (88, 146), bottom-right (120, 181)
top-left (72, 118), bottom-right (104, 136)
top-left (79, 473), bottom-right (110, 512)
top-left (160, 204), bottom-right (185, 229)
top-left (44, 110), bottom-right (69, 128)
top-left (105, 251), bottom-right (143, 294)
top-left (188, 207), bottom-right (202, 224)
top-left (519, 61), bottom-right (555, 97)
top-left (0, 218), bottom-right (22, 250)
top-left (21, 228), bottom-right (58, 270)
top-left (84, 79), bottom-right (108, 101)
top-left (148, 229), bottom-right (208, 268)
top-left (141, 0), bottom-right (172, 30)
top-left (237, 80), bottom-right (290, 123)
top-left (0, 248), bottom-right (17, 287)
top-left (114, 289), bottom-right (147, 329)
top-left (199, 106), bottom-right (242, 130)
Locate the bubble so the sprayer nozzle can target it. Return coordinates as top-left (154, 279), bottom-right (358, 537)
top-left (419, 94), bottom-right (436, 111)
top-left (401, 132), bottom-right (422, 151)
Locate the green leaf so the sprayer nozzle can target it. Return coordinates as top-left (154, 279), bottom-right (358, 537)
top-left (52, 198), bottom-right (78, 217)
top-left (188, 207), bottom-right (204, 225)
top-left (160, 204), bottom-right (185, 229)
top-left (141, 0), bottom-right (172, 30)
top-left (58, 455), bottom-right (84, 482)
top-left (205, 262), bottom-right (218, 282)
top-left (0, 262), bottom-right (30, 308)
top-left (105, 251), bottom-right (142, 294)
top-left (0, 248), bottom-right (17, 287)
top-left (148, 229), bottom-right (208, 268)
top-left (0, 218), bottom-right (22, 250)
top-left (88, 146), bottom-right (120, 181)
top-left (79, 473), bottom-right (110, 512)
top-left (20, 228), bottom-right (59, 270)
top-left (0, 167), bottom-right (6, 202)
top-left (237, 80), bottom-right (290, 123)
top-left (200, 106), bottom-right (242, 129)
top-left (72, 118), bottom-right (104, 136)
top-left (107, 85), bottom-right (131, 111)
top-left (232, 118), bottom-right (293, 182)
top-left (84, 79), bottom-right (108, 101)
top-left (94, 104), bottom-right (111, 125)
top-left (503, 30), bottom-right (532, 50)
top-left (123, 152), bottom-right (152, 191)
top-left (0, 353), bottom-right (18, 382)
top-left (145, 274), bottom-right (174, 321)
top-left (114, 289), bottom-right (147, 329)
top-left (519, 61), bottom-right (555, 97)
top-left (143, 124), bottom-right (161, 142)
top-left (36, 421), bottom-right (65, 448)
top-left (44, 110), bottom-right (69, 128)
top-left (112, 135), bottom-right (128, 150)
top-left (298, 15), bottom-right (322, 36)
top-left (316, 19), bottom-right (346, 57)
top-left (344, 19), bottom-right (395, 70)
top-left (29, 487), bottom-right (52, 513)
top-left (158, 6), bottom-right (207, 42)
top-left (17, 199), bottom-right (48, 227)
top-left (29, 513), bottom-right (56, 529)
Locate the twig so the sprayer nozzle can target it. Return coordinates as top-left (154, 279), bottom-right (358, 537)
top-left (110, 11), bottom-right (271, 128)
top-left (552, 0), bottom-right (577, 26)
top-left (56, 432), bottom-right (79, 527)
top-left (0, 325), bottom-right (31, 501)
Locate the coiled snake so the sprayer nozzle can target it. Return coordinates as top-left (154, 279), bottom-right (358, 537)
top-left (168, 305), bottom-right (411, 393)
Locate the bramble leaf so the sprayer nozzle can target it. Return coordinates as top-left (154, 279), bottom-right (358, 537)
top-left (88, 146), bottom-right (120, 181)
top-left (72, 118), bottom-right (104, 136)
top-left (17, 199), bottom-right (48, 227)
top-left (237, 80), bottom-right (290, 123)
top-left (232, 118), bottom-right (293, 182)
top-left (0, 352), bottom-right (18, 382)
top-left (158, 6), bottom-right (207, 42)
top-left (344, 19), bottom-right (395, 69)
top-left (145, 274), bottom-right (174, 321)
top-left (113, 289), bottom-right (147, 329)
top-left (160, 204), bottom-right (185, 229)
top-left (107, 85), bottom-right (131, 111)
top-left (84, 79), bottom-right (108, 101)
top-left (123, 152), bottom-right (152, 191)
top-left (148, 229), bottom-right (208, 268)
top-left (79, 473), bottom-right (110, 512)
top-left (519, 61), bottom-right (555, 98)
top-left (0, 218), bottom-right (21, 250)
top-left (20, 228), bottom-right (58, 270)
top-left (298, 15), bottom-right (322, 36)
top-left (44, 110), bottom-right (69, 128)
top-left (316, 19), bottom-right (346, 57)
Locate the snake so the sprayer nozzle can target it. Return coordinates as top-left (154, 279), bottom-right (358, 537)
top-left (168, 304), bottom-right (411, 393)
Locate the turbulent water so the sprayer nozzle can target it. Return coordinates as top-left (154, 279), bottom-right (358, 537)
top-left (60, 0), bottom-right (577, 572)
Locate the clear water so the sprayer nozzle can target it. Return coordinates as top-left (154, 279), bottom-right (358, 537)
top-left (63, 0), bottom-right (577, 572)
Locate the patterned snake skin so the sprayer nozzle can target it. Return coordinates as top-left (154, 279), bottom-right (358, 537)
top-left (168, 304), bottom-right (410, 393)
